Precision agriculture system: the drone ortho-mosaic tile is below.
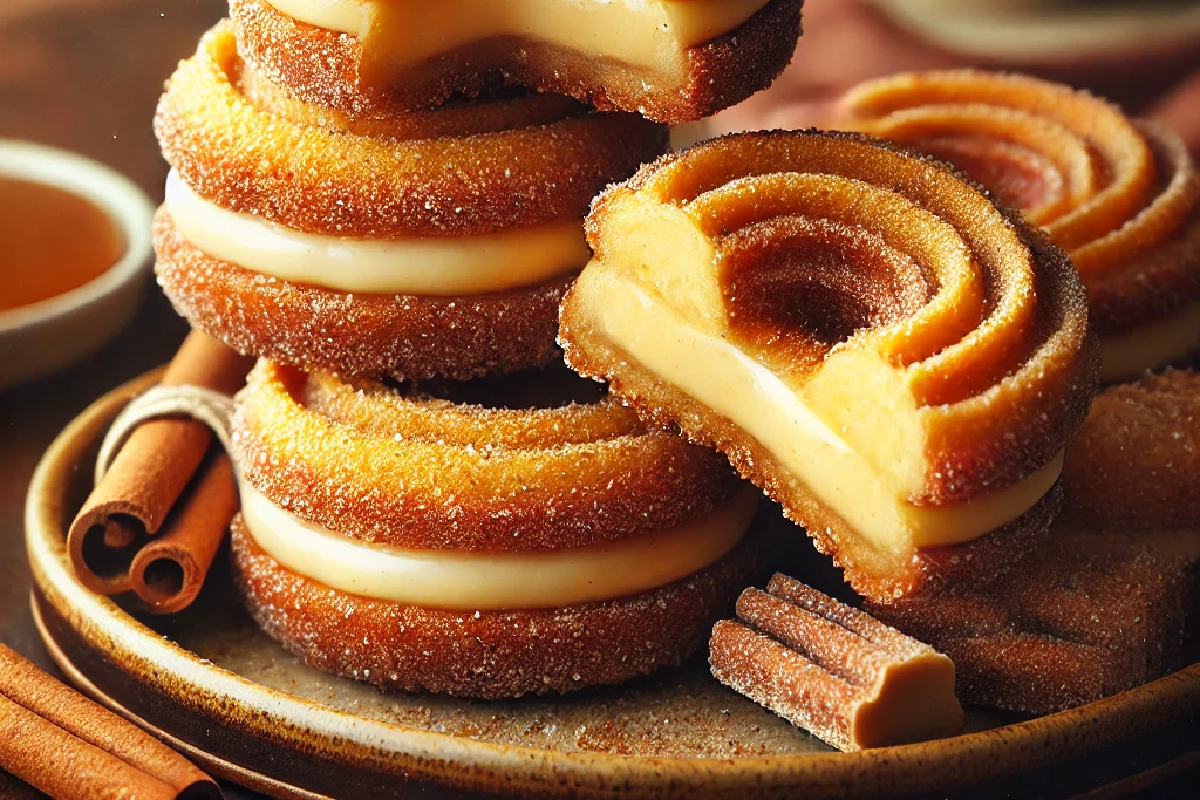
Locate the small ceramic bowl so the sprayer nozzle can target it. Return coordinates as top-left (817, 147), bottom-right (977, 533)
top-left (867, 0), bottom-right (1200, 61)
top-left (0, 139), bottom-right (155, 389)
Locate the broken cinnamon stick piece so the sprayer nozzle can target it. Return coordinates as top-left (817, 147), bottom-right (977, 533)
top-left (67, 331), bottom-right (253, 596)
top-left (710, 574), bottom-right (963, 751)
top-left (130, 453), bottom-right (238, 613)
top-left (0, 645), bottom-right (221, 799)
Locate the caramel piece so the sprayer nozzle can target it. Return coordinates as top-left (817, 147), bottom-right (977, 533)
top-left (710, 575), bottom-right (962, 751)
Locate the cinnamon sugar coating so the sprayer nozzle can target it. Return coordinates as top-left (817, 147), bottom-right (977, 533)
top-left (710, 575), bottom-right (962, 751)
top-left (867, 528), bottom-right (1200, 714)
top-left (231, 517), bottom-right (762, 698)
top-left (229, 0), bottom-right (802, 125)
top-left (154, 22), bottom-right (668, 238)
top-left (155, 212), bottom-right (567, 382)
top-left (231, 360), bottom-right (744, 552)
top-left (560, 130), bottom-right (1098, 600)
top-left (1063, 369), bottom-right (1200, 528)
top-left (839, 71), bottom-right (1200, 346)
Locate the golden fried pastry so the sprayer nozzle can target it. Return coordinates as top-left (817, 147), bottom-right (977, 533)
top-left (559, 130), bottom-right (1099, 601)
top-left (711, 574), bottom-right (962, 751)
top-left (867, 528), bottom-right (1200, 714)
top-left (838, 70), bottom-right (1200, 382)
top-left (229, 359), bottom-right (760, 697)
top-left (154, 23), bottom-right (667, 381)
top-left (1062, 369), bottom-right (1200, 528)
top-left (229, 0), bottom-right (804, 124)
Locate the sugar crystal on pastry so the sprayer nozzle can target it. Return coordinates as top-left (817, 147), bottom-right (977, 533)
top-left (1062, 369), bottom-right (1200, 529)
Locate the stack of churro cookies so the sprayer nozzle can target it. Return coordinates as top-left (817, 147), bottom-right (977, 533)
top-left (151, 1), bottom-right (803, 697)
top-left (141, 0), bottom-right (1200, 755)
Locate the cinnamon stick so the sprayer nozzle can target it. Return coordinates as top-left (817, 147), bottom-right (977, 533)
top-left (0, 645), bottom-right (221, 799)
top-left (129, 453), bottom-right (238, 614)
top-left (68, 331), bottom-right (253, 597)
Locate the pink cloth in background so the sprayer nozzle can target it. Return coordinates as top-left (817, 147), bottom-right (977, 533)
top-left (713, 0), bottom-right (1200, 154)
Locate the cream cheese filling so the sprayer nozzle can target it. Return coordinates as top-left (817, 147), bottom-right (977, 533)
top-left (584, 270), bottom-right (1063, 551)
top-left (1099, 301), bottom-right (1200, 383)
top-left (264, 0), bottom-right (771, 71)
top-left (239, 480), bottom-right (758, 609)
top-left (164, 171), bottom-right (588, 295)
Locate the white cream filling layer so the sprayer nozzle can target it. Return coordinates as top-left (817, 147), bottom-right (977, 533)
top-left (164, 171), bottom-right (588, 295)
top-left (264, 0), bottom-right (771, 71)
top-left (584, 271), bottom-right (1063, 550)
top-left (1099, 301), bottom-right (1200, 383)
top-left (239, 480), bottom-right (758, 609)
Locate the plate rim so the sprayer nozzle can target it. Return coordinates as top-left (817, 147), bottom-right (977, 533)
top-left (25, 370), bottom-right (1200, 798)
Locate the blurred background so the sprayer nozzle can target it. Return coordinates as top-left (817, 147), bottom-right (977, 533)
top-left (714, 0), bottom-right (1200, 150)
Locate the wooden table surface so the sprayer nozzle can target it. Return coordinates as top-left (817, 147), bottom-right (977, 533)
top-left (0, 2), bottom-right (1197, 798)
top-left (0, 0), bottom-right (219, 659)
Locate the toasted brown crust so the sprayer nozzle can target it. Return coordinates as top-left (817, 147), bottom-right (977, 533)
top-left (155, 211), bottom-right (567, 381)
top-left (229, 0), bottom-right (802, 124)
top-left (1063, 369), bottom-right (1200, 529)
top-left (867, 367), bottom-right (1200, 712)
top-left (230, 517), bottom-right (762, 698)
top-left (231, 360), bottom-right (745, 551)
top-left (154, 22), bottom-right (669, 238)
top-left (867, 529), bottom-right (1200, 714)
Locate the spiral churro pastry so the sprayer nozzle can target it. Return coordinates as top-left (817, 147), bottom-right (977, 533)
top-left (839, 71), bottom-right (1200, 382)
top-left (154, 23), bottom-right (667, 381)
top-left (868, 371), bottom-right (1200, 713)
top-left (229, 0), bottom-right (803, 124)
top-left (559, 130), bottom-right (1099, 601)
top-left (230, 360), bottom-right (759, 698)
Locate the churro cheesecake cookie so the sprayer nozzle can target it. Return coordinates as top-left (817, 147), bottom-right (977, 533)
top-left (154, 23), bottom-right (667, 381)
top-left (229, 360), bottom-right (761, 698)
top-left (560, 130), bottom-right (1099, 601)
top-left (230, 0), bottom-right (804, 124)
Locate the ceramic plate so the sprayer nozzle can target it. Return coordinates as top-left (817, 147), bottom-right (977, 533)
top-left (25, 373), bottom-right (1200, 799)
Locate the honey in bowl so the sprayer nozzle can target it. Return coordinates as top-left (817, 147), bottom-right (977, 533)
top-left (0, 176), bottom-right (125, 312)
